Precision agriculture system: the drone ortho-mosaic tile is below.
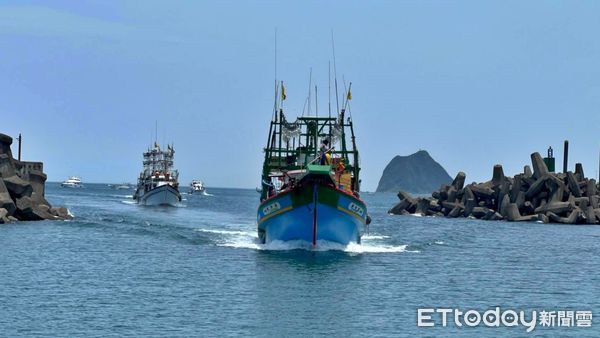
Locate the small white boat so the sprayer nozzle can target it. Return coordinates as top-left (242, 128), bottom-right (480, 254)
top-left (189, 180), bottom-right (205, 194)
top-left (61, 176), bottom-right (83, 188)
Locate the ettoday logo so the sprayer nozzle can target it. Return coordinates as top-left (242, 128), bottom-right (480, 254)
top-left (417, 307), bottom-right (592, 332)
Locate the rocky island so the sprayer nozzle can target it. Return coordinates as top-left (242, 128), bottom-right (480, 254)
top-left (389, 152), bottom-right (600, 225)
top-left (0, 133), bottom-right (71, 223)
top-left (376, 150), bottom-right (452, 194)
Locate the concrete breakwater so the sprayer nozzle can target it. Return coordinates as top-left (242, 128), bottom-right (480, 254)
top-left (389, 152), bottom-right (600, 224)
top-left (0, 133), bottom-right (71, 223)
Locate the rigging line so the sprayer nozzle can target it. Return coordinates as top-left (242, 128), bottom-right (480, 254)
top-left (346, 101), bottom-right (352, 118)
top-left (331, 30), bottom-right (340, 115)
top-left (302, 96), bottom-right (308, 117)
top-left (344, 81), bottom-right (353, 119)
top-left (342, 76), bottom-right (353, 118)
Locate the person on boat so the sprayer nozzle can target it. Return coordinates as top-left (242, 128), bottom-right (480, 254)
top-left (319, 139), bottom-right (330, 165)
top-left (261, 178), bottom-right (276, 201)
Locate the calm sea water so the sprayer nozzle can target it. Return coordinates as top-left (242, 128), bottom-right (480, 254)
top-left (1, 183), bottom-right (599, 337)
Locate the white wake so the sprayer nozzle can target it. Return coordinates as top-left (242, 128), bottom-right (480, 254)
top-left (197, 227), bottom-right (410, 254)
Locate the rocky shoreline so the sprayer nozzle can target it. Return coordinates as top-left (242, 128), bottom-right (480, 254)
top-left (0, 133), bottom-right (71, 223)
top-left (389, 152), bottom-right (600, 224)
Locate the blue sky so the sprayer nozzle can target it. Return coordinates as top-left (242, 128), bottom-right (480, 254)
top-left (1, 1), bottom-right (599, 190)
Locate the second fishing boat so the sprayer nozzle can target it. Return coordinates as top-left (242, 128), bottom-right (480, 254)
top-left (133, 142), bottom-right (182, 206)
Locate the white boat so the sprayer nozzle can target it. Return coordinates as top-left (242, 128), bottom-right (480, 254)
top-left (61, 176), bottom-right (83, 188)
top-left (133, 142), bottom-right (181, 206)
top-left (189, 180), bottom-right (205, 194)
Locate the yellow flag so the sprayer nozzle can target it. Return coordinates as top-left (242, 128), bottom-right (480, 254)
top-left (281, 81), bottom-right (287, 101)
top-left (347, 89), bottom-right (352, 100)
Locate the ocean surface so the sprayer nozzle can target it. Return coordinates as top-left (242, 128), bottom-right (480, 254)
top-left (1, 183), bottom-right (599, 337)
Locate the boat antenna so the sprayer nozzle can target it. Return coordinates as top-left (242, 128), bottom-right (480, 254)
top-left (331, 30), bottom-right (340, 115)
top-left (154, 120), bottom-right (158, 146)
top-left (302, 97), bottom-right (308, 116)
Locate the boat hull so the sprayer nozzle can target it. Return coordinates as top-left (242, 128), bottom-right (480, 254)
top-left (61, 183), bottom-right (83, 188)
top-left (257, 184), bottom-right (367, 245)
top-left (135, 184), bottom-right (181, 206)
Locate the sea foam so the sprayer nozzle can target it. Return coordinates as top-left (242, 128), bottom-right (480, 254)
top-left (202, 227), bottom-right (411, 254)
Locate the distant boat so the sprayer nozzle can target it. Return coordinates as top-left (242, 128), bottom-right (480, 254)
top-left (133, 142), bottom-right (182, 206)
top-left (257, 81), bottom-right (369, 246)
top-left (189, 180), bottom-right (205, 194)
top-left (61, 176), bottom-right (83, 188)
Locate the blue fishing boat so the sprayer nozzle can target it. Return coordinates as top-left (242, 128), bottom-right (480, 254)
top-left (257, 81), bottom-right (370, 246)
